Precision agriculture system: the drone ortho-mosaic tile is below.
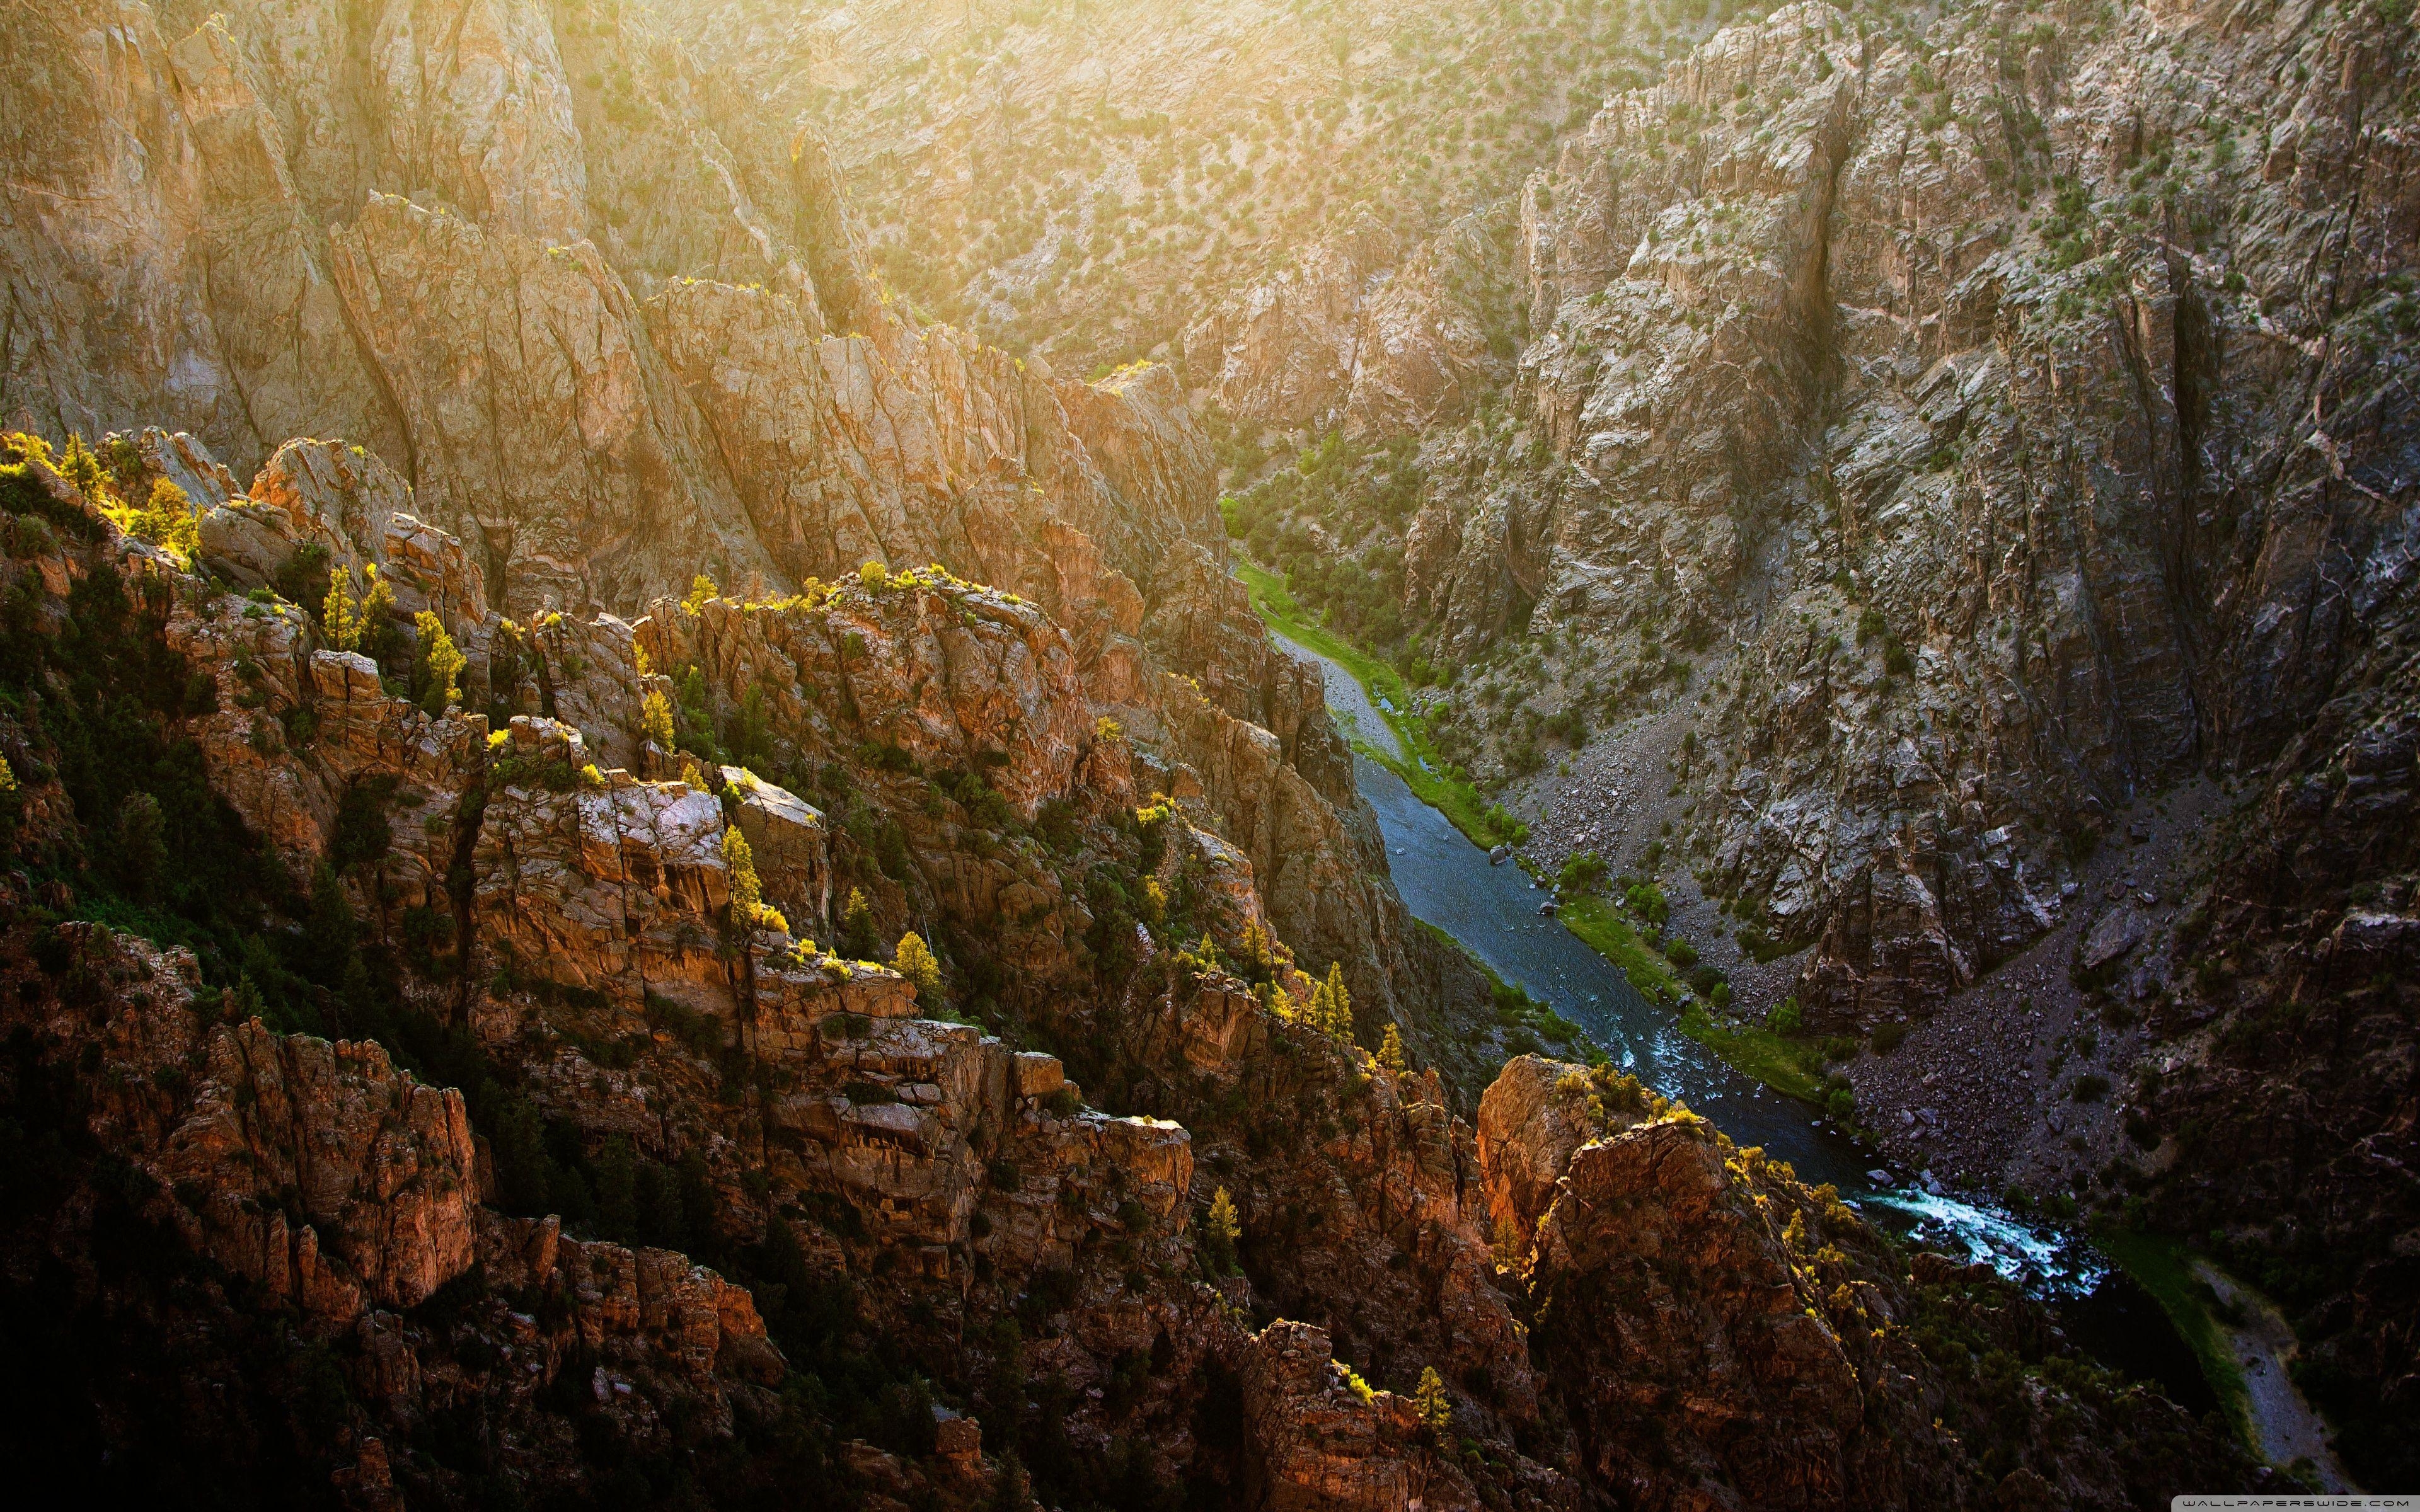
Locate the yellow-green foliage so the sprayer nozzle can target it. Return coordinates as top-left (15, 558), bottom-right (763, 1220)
top-left (640, 688), bottom-right (677, 750)
top-left (1202, 1184), bottom-right (1242, 1274)
top-left (840, 885), bottom-right (879, 957)
top-left (722, 825), bottom-right (763, 917)
top-left (361, 566), bottom-right (396, 647)
top-left (0, 755), bottom-right (15, 794)
top-left (894, 931), bottom-right (943, 1009)
top-left (1338, 1361), bottom-right (1376, 1404)
top-left (1414, 1366), bottom-right (1452, 1432)
top-left (1303, 961), bottom-right (1354, 1044)
top-left (59, 434), bottom-right (105, 501)
top-left (115, 476), bottom-right (198, 561)
top-left (683, 572), bottom-right (718, 615)
top-left (323, 566), bottom-right (361, 651)
top-left (1559, 1061), bottom-right (1671, 1135)
top-left (413, 611), bottom-right (465, 711)
top-left (1378, 1021), bottom-right (1407, 1074)
top-left (1491, 1213), bottom-right (1526, 1271)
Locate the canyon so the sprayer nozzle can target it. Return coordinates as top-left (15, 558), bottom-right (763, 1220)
top-left (0, 0), bottom-right (2408, 1503)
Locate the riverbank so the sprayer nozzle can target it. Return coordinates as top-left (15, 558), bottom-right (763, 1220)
top-left (1234, 570), bottom-right (2278, 1455)
top-left (1256, 618), bottom-right (2226, 1418)
top-left (2092, 1231), bottom-right (2254, 1445)
top-left (2090, 1232), bottom-right (2352, 1487)
top-left (1235, 561), bottom-right (1528, 849)
top-left (1240, 570), bottom-right (1836, 1112)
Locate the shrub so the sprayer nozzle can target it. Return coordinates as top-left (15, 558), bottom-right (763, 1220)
top-left (2070, 1074), bottom-right (2111, 1102)
top-left (1201, 1186), bottom-right (1242, 1274)
top-left (1556, 849), bottom-right (1608, 895)
top-left (117, 477), bottom-right (199, 561)
top-left (640, 688), bottom-right (677, 750)
top-left (1870, 1021), bottom-right (1910, 1054)
top-left (1767, 998), bottom-right (1803, 1034)
top-left (894, 931), bottom-right (944, 1011)
top-left (1735, 924), bottom-right (1794, 963)
top-left (411, 611), bottom-right (464, 713)
top-left (1663, 936), bottom-right (1698, 968)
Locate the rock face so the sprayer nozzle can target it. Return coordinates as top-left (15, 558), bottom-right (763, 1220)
top-left (0, 465), bottom-right (2271, 1503)
top-left (1184, 213), bottom-right (1512, 441)
top-left (0, 0), bottom-right (2354, 1498)
top-left (1493, 1058), bottom-right (2270, 1511)
top-left (1430, 0), bottom-right (2419, 1033)
top-left (1237, 1319), bottom-right (1479, 1512)
top-left (1387, 0), bottom-right (2420, 1477)
top-left (1474, 1053), bottom-right (1610, 1240)
top-left (0, 0), bottom-right (1468, 1084)
top-left (0, 0), bottom-right (1223, 623)
top-left (61, 925), bottom-right (482, 1321)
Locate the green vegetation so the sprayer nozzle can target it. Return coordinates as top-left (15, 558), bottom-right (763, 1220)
top-left (1245, 534), bottom-right (1831, 1106)
top-left (1236, 558), bottom-right (1526, 849)
top-left (1201, 1186), bottom-right (1242, 1274)
top-left (1556, 893), bottom-right (1835, 1104)
top-left (2091, 1230), bottom-right (2254, 1450)
top-left (1555, 893), bottom-right (1678, 1001)
top-left (1675, 1004), bottom-right (1826, 1103)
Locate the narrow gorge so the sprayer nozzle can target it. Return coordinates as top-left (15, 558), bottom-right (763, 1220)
top-left (0, 0), bottom-right (2408, 1506)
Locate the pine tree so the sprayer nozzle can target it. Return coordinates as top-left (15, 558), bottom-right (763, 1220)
top-left (640, 688), bottom-right (677, 751)
top-left (1378, 1022), bottom-right (1407, 1075)
top-left (1309, 961), bottom-right (1354, 1043)
top-left (1414, 1366), bottom-right (1452, 1435)
top-left (987, 1451), bottom-right (1031, 1512)
top-left (841, 886), bottom-right (879, 958)
top-left (59, 434), bottom-right (107, 503)
top-left (1491, 1213), bottom-right (1526, 1271)
top-left (359, 566), bottom-right (400, 664)
top-left (1202, 1185), bottom-right (1242, 1274)
top-left (323, 565), bottom-right (361, 651)
top-left (894, 931), bottom-right (944, 1010)
top-left (722, 826), bottom-right (764, 925)
top-left (413, 611), bottom-right (465, 713)
top-left (683, 572), bottom-right (719, 615)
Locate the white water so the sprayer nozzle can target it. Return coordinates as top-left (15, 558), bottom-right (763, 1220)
top-left (1279, 630), bottom-right (2110, 1294)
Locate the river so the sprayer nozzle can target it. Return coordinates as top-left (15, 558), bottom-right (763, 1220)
top-left (1282, 634), bottom-right (2216, 1413)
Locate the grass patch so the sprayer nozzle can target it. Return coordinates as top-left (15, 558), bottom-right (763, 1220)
top-left (1555, 893), bottom-right (1680, 1001)
top-left (2092, 1228), bottom-right (2254, 1450)
top-left (1560, 895), bottom-right (1828, 1103)
top-left (1238, 558), bottom-right (1831, 1110)
top-left (1236, 560), bottom-right (1526, 850)
top-left (1676, 1005), bottom-right (1829, 1104)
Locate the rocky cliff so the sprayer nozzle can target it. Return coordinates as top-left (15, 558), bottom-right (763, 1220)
top-left (1470, 1), bottom-right (2415, 1473)
top-left (3, 0), bottom-right (1221, 619)
top-left (0, 0), bottom-right (2386, 1498)
top-left (1209, 0), bottom-right (2419, 1481)
top-left (0, 394), bottom-right (2262, 1505)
